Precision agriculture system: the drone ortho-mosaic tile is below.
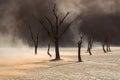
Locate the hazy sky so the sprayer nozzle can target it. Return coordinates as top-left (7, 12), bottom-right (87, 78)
top-left (0, 0), bottom-right (120, 47)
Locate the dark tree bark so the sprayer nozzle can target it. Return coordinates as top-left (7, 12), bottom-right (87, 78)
top-left (35, 45), bottom-right (38, 54)
top-left (102, 35), bottom-right (111, 53)
top-left (106, 35), bottom-right (111, 52)
top-left (78, 42), bottom-right (82, 62)
top-left (55, 39), bottom-right (60, 60)
top-left (78, 34), bottom-right (83, 62)
top-left (106, 43), bottom-right (111, 52)
top-left (40, 4), bottom-right (72, 60)
top-left (47, 42), bottom-right (52, 57)
top-left (102, 43), bottom-right (107, 53)
top-left (29, 25), bottom-right (39, 55)
top-left (102, 42), bottom-right (111, 53)
top-left (88, 46), bottom-right (92, 55)
top-left (87, 38), bottom-right (93, 55)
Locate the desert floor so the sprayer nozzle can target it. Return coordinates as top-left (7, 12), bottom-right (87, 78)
top-left (0, 47), bottom-right (120, 80)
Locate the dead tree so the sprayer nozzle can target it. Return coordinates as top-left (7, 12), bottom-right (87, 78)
top-left (106, 35), bottom-right (111, 52)
top-left (102, 42), bottom-right (111, 53)
top-left (102, 35), bottom-right (111, 53)
top-left (40, 4), bottom-right (72, 60)
top-left (78, 34), bottom-right (84, 62)
top-left (87, 38), bottom-right (93, 55)
top-left (102, 42), bottom-right (107, 53)
top-left (103, 42), bottom-right (111, 53)
top-left (29, 25), bottom-right (39, 55)
top-left (106, 43), bottom-right (111, 52)
top-left (47, 42), bottom-right (52, 57)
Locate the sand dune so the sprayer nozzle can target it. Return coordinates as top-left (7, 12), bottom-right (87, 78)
top-left (0, 47), bottom-right (120, 80)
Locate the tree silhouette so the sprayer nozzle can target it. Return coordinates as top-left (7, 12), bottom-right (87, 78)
top-left (78, 34), bottom-right (84, 62)
top-left (47, 42), bottom-right (52, 57)
top-left (40, 4), bottom-right (72, 60)
top-left (102, 34), bottom-right (111, 53)
top-left (87, 37), bottom-right (93, 55)
top-left (29, 25), bottom-right (39, 55)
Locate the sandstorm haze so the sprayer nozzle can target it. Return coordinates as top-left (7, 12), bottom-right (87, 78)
top-left (0, 1), bottom-right (120, 80)
top-left (0, 0), bottom-right (120, 46)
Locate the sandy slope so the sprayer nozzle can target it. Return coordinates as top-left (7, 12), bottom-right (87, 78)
top-left (0, 47), bottom-right (120, 80)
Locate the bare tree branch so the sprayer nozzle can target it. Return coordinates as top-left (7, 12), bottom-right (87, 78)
top-left (29, 25), bottom-right (36, 45)
top-left (29, 25), bottom-right (40, 54)
top-left (40, 20), bottom-right (51, 37)
top-left (80, 34), bottom-right (84, 40)
top-left (53, 4), bottom-right (59, 27)
top-left (36, 4), bottom-right (72, 60)
top-left (45, 16), bottom-right (54, 34)
top-left (59, 21), bottom-right (73, 39)
top-left (59, 12), bottom-right (70, 26)
top-left (53, 4), bottom-right (58, 20)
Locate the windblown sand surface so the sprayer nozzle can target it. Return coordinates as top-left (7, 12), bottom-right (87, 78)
top-left (0, 47), bottom-right (120, 80)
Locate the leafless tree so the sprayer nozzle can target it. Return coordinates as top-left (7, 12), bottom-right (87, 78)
top-left (106, 35), bottom-right (111, 52)
top-left (29, 25), bottom-right (39, 55)
top-left (102, 42), bottom-right (107, 53)
top-left (40, 4), bottom-right (72, 60)
top-left (47, 42), bottom-right (52, 57)
top-left (106, 43), bottom-right (111, 52)
top-left (78, 34), bottom-right (84, 62)
top-left (102, 43), bottom-right (111, 53)
top-left (87, 38), bottom-right (93, 55)
top-left (102, 35), bottom-right (111, 53)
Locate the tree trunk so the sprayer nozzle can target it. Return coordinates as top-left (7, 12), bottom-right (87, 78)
top-left (47, 43), bottom-right (52, 57)
top-left (78, 42), bottom-right (82, 62)
top-left (87, 46), bottom-right (92, 55)
top-left (35, 46), bottom-right (37, 55)
top-left (107, 44), bottom-right (111, 52)
top-left (55, 39), bottom-right (60, 60)
top-left (108, 47), bottom-right (111, 52)
top-left (106, 45), bottom-right (109, 52)
top-left (88, 43), bottom-right (92, 55)
top-left (87, 40), bottom-right (92, 55)
top-left (88, 47), bottom-right (92, 55)
top-left (102, 43), bottom-right (106, 53)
